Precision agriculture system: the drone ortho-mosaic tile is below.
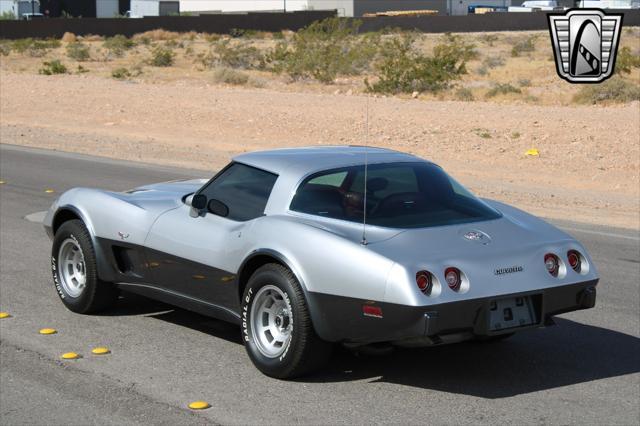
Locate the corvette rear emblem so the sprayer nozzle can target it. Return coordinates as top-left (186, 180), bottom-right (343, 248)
top-left (118, 231), bottom-right (130, 240)
top-left (495, 266), bottom-right (524, 276)
top-left (548, 9), bottom-right (623, 83)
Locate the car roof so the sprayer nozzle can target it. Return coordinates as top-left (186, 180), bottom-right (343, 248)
top-left (233, 146), bottom-right (425, 178)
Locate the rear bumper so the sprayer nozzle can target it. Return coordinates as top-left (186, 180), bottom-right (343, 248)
top-left (307, 280), bottom-right (598, 344)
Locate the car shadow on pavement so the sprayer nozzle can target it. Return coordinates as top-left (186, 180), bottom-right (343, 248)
top-left (102, 293), bottom-right (639, 398)
top-left (306, 318), bottom-right (640, 398)
top-left (98, 291), bottom-right (175, 316)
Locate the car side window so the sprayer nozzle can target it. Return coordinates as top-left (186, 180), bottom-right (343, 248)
top-left (199, 163), bottom-right (277, 222)
top-left (307, 171), bottom-right (347, 188)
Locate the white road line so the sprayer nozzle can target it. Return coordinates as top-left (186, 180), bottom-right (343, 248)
top-left (24, 211), bottom-right (47, 224)
top-left (559, 226), bottom-right (640, 242)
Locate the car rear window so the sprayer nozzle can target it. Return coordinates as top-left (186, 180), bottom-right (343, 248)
top-left (290, 162), bottom-right (501, 228)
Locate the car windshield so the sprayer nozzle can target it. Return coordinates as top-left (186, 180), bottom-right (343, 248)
top-left (290, 162), bottom-right (501, 229)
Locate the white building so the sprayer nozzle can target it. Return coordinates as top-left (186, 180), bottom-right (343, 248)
top-left (131, 0), bottom-right (180, 17)
top-left (0, 0), bottom-right (39, 18)
top-left (179, 0), bottom-right (353, 16)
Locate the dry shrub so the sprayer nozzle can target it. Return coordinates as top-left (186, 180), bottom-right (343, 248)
top-left (213, 67), bottom-right (250, 85)
top-left (79, 34), bottom-right (104, 42)
top-left (133, 29), bottom-right (181, 42)
top-left (61, 32), bottom-right (76, 43)
top-left (573, 77), bottom-right (640, 104)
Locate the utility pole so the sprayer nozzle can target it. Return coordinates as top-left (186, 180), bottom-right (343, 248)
top-left (284, 0), bottom-right (287, 12)
top-left (31, 0), bottom-right (35, 17)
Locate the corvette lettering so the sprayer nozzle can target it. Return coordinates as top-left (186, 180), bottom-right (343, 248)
top-left (494, 266), bottom-right (524, 276)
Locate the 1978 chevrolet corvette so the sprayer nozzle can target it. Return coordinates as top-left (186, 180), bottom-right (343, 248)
top-left (44, 147), bottom-right (598, 378)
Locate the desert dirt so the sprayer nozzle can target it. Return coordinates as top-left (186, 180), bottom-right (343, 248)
top-left (1, 69), bottom-right (638, 230)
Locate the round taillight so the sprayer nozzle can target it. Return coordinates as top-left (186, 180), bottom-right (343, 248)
top-left (416, 271), bottom-right (433, 295)
top-left (544, 253), bottom-right (560, 277)
top-left (444, 267), bottom-right (461, 291)
top-left (567, 250), bottom-right (581, 272)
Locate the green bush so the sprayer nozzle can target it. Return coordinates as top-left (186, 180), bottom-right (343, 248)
top-left (1, 11), bottom-right (16, 20)
top-left (12, 38), bottom-right (61, 57)
top-left (212, 39), bottom-right (263, 69)
top-left (482, 55), bottom-right (505, 69)
top-left (265, 17), bottom-right (379, 83)
top-left (573, 77), bottom-right (640, 104)
top-left (103, 35), bottom-right (135, 57)
top-left (455, 87), bottom-right (474, 101)
top-left (111, 67), bottom-right (131, 79)
top-left (511, 36), bottom-right (537, 57)
top-left (0, 41), bottom-right (10, 56)
top-left (616, 46), bottom-right (640, 74)
top-left (366, 34), bottom-right (471, 94)
top-left (39, 60), bottom-right (68, 75)
top-left (486, 83), bottom-right (521, 98)
top-left (66, 42), bottom-right (90, 61)
top-left (480, 34), bottom-right (499, 46)
top-left (518, 78), bottom-right (531, 87)
top-left (149, 46), bottom-right (174, 66)
top-left (212, 67), bottom-right (250, 85)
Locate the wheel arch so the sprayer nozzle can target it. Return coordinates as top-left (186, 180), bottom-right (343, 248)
top-left (50, 205), bottom-right (114, 282)
top-left (52, 205), bottom-right (96, 236)
top-left (237, 249), bottom-right (331, 341)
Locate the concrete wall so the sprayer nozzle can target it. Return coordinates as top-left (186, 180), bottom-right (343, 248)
top-left (96, 0), bottom-right (119, 17)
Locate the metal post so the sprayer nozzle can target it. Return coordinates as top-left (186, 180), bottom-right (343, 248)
top-left (31, 0), bottom-right (35, 17)
top-left (284, 0), bottom-right (287, 12)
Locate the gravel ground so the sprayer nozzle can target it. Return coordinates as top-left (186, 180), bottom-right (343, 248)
top-left (1, 72), bottom-right (638, 229)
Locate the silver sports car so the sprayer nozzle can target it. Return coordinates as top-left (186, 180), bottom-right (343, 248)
top-left (44, 146), bottom-right (599, 378)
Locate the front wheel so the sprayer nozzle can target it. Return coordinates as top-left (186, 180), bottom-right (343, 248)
top-left (51, 220), bottom-right (117, 314)
top-left (241, 264), bottom-right (332, 379)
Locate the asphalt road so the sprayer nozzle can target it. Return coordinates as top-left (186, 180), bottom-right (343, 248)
top-left (1, 144), bottom-right (638, 425)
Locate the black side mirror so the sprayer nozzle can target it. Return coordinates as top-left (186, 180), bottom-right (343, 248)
top-left (191, 194), bottom-right (207, 210)
top-left (208, 199), bottom-right (229, 217)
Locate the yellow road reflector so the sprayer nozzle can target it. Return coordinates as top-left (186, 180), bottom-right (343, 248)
top-left (44, 189), bottom-right (55, 193)
top-left (0, 180), bottom-right (5, 185)
top-left (91, 347), bottom-right (111, 355)
top-left (188, 401), bottom-right (211, 410)
top-left (0, 312), bottom-right (11, 319)
top-left (61, 352), bottom-right (80, 360)
top-left (39, 328), bottom-right (57, 335)
top-left (524, 148), bottom-right (539, 157)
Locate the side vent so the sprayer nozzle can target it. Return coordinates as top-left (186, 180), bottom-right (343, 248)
top-left (112, 246), bottom-right (142, 276)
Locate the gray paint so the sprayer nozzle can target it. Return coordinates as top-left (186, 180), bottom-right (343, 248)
top-left (43, 146), bottom-right (599, 315)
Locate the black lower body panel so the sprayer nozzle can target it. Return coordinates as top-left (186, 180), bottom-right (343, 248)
top-left (307, 280), bottom-right (598, 344)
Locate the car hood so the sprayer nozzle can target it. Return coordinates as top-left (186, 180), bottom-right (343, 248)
top-left (110, 178), bottom-right (207, 213)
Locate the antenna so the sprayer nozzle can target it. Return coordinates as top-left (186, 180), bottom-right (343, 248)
top-left (361, 97), bottom-right (369, 246)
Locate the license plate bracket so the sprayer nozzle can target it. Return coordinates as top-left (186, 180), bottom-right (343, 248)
top-left (488, 295), bottom-right (538, 332)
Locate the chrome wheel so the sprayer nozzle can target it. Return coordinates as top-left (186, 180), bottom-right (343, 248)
top-left (250, 285), bottom-right (293, 358)
top-left (57, 238), bottom-right (87, 298)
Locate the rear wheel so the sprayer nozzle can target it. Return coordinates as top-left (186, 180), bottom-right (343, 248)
top-left (241, 263), bottom-right (332, 379)
top-left (51, 220), bottom-right (117, 314)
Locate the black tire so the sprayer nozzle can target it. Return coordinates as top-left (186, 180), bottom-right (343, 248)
top-left (241, 263), bottom-right (332, 379)
top-left (51, 220), bottom-right (117, 314)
